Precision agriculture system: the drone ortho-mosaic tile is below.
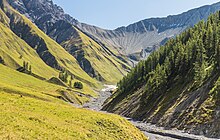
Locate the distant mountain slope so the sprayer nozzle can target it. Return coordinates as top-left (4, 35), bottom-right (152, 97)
top-left (0, 0), bottom-right (100, 96)
top-left (9, 0), bottom-right (220, 61)
top-left (77, 2), bottom-right (220, 56)
top-left (0, 9), bottom-right (57, 79)
top-left (61, 27), bottom-right (129, 83)
top-left (102, 12), bottom-right (220, 138)
top-left (8, 0), bottom-right (130, 83)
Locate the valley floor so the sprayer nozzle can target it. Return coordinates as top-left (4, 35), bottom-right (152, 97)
top-left (84, 85), bottom-right (219, 140)
top-left (130, 120), bottom-right (219, 140)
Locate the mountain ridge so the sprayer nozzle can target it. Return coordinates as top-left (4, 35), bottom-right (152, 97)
top-left (102, 11), bottom-right (220, 139)
top-left (0, 0), bottom-right (102, 98)
top-left (77, 1), bottom-right (220, 56)
top-left (9, 0), bottom-right (220, 63)
top-left (8, 0), bottom-right (130, 83)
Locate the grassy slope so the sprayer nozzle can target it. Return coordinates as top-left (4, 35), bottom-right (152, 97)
top-left (2, 0), bottom-right (130, 85)
top-left (0, 64), bottom-right (147, 140)
top-left (0, 64), bottom-right (94, 104)
top-left (0, 9), bottom-right (58, 79)
top-left (0, 1), bottom-right (101, 96)
top-left (103, 13), bottom-right (220, 138)
top-left (62, 27), bottom-right (130, 84)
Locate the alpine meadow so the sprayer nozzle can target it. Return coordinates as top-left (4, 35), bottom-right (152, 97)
top-left (1, 0), bottom-right (220, 139)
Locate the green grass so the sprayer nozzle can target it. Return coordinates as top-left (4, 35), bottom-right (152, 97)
top-left (0, 2), bottom-right (102, 95)
top-left (0, 17), bottom-right (58, 79)
top-left (62, 27), bottom-right (130, 84)
top-left (0, 2), bottom-right (147, 139)
top-left (0, 64), bottom-right (94, 104)
top-left (0, 65), bottom-right (147, 140)
top-left (0, 92), bottom-right (147, 140)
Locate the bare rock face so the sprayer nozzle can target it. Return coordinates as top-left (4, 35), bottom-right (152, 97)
top-left (8, 0), bottom-right (220, 59)
top-left (8, 0), bottom-right (78, 32)
top-left (75, 2), bottom-right (220, 56)
top-left (8, 0), bottom-right (130, 82)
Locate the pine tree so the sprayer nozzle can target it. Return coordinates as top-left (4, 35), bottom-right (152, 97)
top-left (59, 72), bottom-right (64, 81)
top-left (0, 56), bottom-right (4, 64)
top-left (29, 65), bottom-right (32, 74)
top-left (70, 75), bottom-right (74, 81)
top-left (205, 20), bottom-right (214, 58)
top-left (69, 80), bottom-right (72, 88)
top-left (164, 57), bottom-right (171, 76)
top-left (64, 71), bottom-right (68, 83)
top-left (26, 62), bottom-right (29, 71)
top-left (168, 50), bottom-right (175, 68)
top-left (216, 44), bottom-right (220, 68)
top-left (74, 82), bottom-right (83, 89)
top-left (23, 61), bottom-right (26, 69)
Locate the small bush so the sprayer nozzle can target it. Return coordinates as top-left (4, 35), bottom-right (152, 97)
top-left (74, 82), bottom-right (83, 89)
top-left (0, 56), bottom-right (4, 64)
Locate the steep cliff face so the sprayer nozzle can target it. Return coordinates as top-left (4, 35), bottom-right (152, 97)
top-left (78, 2), bottom-right (220, 56)
top-left (8, 0), bottom-right (130, 83)
top-left (102, 12), bottom-right (220, 139)
top-left (8, 0), bottom-right (78, 26)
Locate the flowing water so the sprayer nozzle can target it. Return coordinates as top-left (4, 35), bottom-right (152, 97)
top-left (78, 85), bottom-right (219, 140)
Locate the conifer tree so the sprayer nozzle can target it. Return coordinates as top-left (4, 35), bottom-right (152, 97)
top-left (59, 72), bottom-right (64, 81)
top-left (26, 62), bottom-right (29, 71)
top-left (64, 71), bottom-right (68, 83)
top-left (215, 44), bottom-right (220, 68)
top-left (29, 65), bottom-right (32, 74)
top-left (0, 56), bottom-right (4, 64)
top-left (69, 80), bottom-right (72, 88)
top-left (23, 61), bottom-right (26, 69)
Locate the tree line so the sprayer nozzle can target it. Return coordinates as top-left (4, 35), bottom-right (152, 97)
top-left (117, 11), bottom-right (220, 97)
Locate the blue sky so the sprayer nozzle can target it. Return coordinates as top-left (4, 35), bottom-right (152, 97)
top-left (53, 0), bottom-right (220, 29)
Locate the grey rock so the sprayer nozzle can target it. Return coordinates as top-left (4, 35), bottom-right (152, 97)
top-left (8, 1), bottom-right (220, 59)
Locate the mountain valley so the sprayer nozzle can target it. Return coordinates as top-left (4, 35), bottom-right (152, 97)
top-left (1, 0), bottom-right (220, 139)
top-left (103, 12), bottom-right (220, 139)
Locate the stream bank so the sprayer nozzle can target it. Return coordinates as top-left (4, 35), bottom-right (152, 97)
top-left (77, 85), bottom-right (219, 140)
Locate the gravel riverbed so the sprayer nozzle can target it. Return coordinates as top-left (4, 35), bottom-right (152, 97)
top-left (79, 85), bottom-right (219, 140)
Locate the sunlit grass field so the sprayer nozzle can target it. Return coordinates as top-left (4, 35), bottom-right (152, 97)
top-left (0, 65), bottom-right (147, 139)
top-left (0, 4), bottom-right (101, 93)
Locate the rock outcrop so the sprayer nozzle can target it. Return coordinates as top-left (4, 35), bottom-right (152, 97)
top-left (9, 1), bottom-right (220, 60)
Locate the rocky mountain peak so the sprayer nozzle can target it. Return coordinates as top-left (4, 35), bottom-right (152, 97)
top-left (116, 2), bottom-right (220, 34)
top-left (8, 0), bottom-right (78, 24)
top-left (8, 0), bottom-right (220, 59)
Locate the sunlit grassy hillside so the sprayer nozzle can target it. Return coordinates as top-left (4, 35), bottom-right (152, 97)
top-left (0, 21), bottom-right (58, 79)
top-left (0, 0), bottom-right (101, 93)
top-left (62, 27), bottom-right (130, 84)
top-left (0, 64), bottom-right (147, 140)
top-left (0, 64), bottom-right (95, 104)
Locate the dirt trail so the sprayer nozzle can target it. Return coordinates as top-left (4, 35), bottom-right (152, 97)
top-left (79, 85), bottom-right (219, 140)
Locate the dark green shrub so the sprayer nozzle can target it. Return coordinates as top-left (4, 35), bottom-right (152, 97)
top-left (0, 56), bottom-right (4, 64)
top-left (74, 82), bottom-right (83, 89)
